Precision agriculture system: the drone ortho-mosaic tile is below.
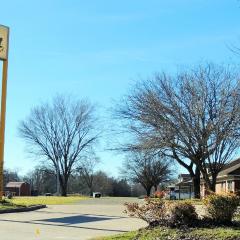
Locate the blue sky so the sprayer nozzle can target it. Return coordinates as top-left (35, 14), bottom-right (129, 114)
top-left (0, 0), bottom-right (240, 177)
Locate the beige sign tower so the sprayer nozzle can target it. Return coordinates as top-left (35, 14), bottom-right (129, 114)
top-left (0, 25), bottom-right (9, 199)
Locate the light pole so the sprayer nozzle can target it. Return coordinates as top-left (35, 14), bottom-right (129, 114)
top-left (0, 25), bottom-right (9, 199)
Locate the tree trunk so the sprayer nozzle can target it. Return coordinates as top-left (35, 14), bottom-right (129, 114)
top-left (59, 176), bottom-right (68, 197)
top-left (210, 182), bottom-right (216, 192)
top-left (89, 187), bottom-right (93, 196)
top-left (200, 169), bottom-right (217, 195)
top-left (146, 186), bottom-right (152, 197)
top-left (205, 174), bottom-right (216, 194)
top-left (211, 175), bottom-right (217, 192)
top-left (192, 167), bottom-right (201, 199)
top-left (154, 185), bottom-right (158, 192)
top-left (61, 187), bottom-right (67, 197)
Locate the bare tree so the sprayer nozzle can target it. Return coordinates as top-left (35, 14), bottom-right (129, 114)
top-left (19, 95), bottom-right (99, 196)
top-left (23, 166), bottom-right (56, 195)
top-left (121, 151), bottom-right (172, 196)
top-left (92, 171), bottom-right (114, 196)
top-left (112, 179), bottom-right (131, 197)
top-left (77, 154), bottom-right (100, 196)
top-left (3, 169), bottom-right (20, 187)
top-left (117, 64), bottom-right (240, 196)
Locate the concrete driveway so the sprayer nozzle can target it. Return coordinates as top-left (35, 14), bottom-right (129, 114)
top-left (0, 197), bottom-right (147, 240)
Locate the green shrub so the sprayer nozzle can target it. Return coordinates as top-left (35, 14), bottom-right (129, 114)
top-left (124, 198), bottom-right (167, 226)
top-left (204, 193), bottom-right (240, 223)
top-left (168, 201), bottom-right (198, 227)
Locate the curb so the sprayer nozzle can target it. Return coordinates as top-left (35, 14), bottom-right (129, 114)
top-left (0, 204), bottom-right (47, 214)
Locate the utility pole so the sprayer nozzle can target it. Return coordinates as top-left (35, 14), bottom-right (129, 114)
top-left (0, 25), bottom-right (9, 199)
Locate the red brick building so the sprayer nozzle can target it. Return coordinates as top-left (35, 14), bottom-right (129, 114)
top-left (5, 182), bottom-right (31, 196)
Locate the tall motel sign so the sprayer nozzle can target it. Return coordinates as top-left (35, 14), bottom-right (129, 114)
top-left (0, 25), bottom-right (9, 199)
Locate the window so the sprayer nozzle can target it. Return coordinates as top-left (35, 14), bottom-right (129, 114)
top-left (228, 181), bottom-right (233, 192)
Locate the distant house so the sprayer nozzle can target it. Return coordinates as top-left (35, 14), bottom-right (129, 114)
top-left (201, 159), bottom-right (240, 197)
top-left (178, 174), bottom-right (192, 183)
top-left (170, 159), bottom-right (240, 199)
top-left (166, 174), bottom-right (194, 200)
top-left (5, 182), bottom-right (31, 196)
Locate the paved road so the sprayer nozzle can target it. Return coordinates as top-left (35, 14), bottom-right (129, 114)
top-left (0, 197), bottom-right (147, 240)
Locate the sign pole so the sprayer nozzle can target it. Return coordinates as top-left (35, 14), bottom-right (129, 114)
top-left (0, 25), bottom-right (9, 199)
top-left (0, 59), bottom-right (8, 199)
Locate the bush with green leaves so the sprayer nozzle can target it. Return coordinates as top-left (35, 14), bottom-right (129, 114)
top-left (168, 201), bottom-right (198, 227)
top-left (124, 198), bottom-right (168, 226)
top-left (204, 193), bottom-right (240, 223)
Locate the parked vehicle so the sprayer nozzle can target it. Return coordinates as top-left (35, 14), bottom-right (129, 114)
top-left (92, 192), bottom-right (101, 198)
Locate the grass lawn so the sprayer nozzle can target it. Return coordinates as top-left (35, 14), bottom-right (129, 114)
top-left (94, 226), bottom-right (240, 240)
top-left (0, 204), bottom-right (19, 210)
top-left (0, 200), bottom-right (21, 211)
top-left (7, 196), bottom-right (88, 206)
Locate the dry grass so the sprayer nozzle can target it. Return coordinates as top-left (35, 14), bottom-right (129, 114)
top-left (94, 226), bottom-right (240, 240)
top-left (7, 196), bottom-right (88, 206)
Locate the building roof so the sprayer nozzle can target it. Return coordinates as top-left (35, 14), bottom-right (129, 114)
top-left (177, 174), bottom-right (192, 186)
top-left (175, 179), bottom-right (193, 186)
top-left (219, 158), bottom-right (240, 176)
top-left (5, 182), bottom-right (27, 188)
top-left (175, 158), bottom-right (240, 187)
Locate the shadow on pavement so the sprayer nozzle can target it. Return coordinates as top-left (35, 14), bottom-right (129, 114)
top-left (0, 218), bottom-right (128, 233)
top-left (38, 215), bottom-right (119, 225)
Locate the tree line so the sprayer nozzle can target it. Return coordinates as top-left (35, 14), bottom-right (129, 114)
top-left (3, 168), bottom-right (146, 197)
